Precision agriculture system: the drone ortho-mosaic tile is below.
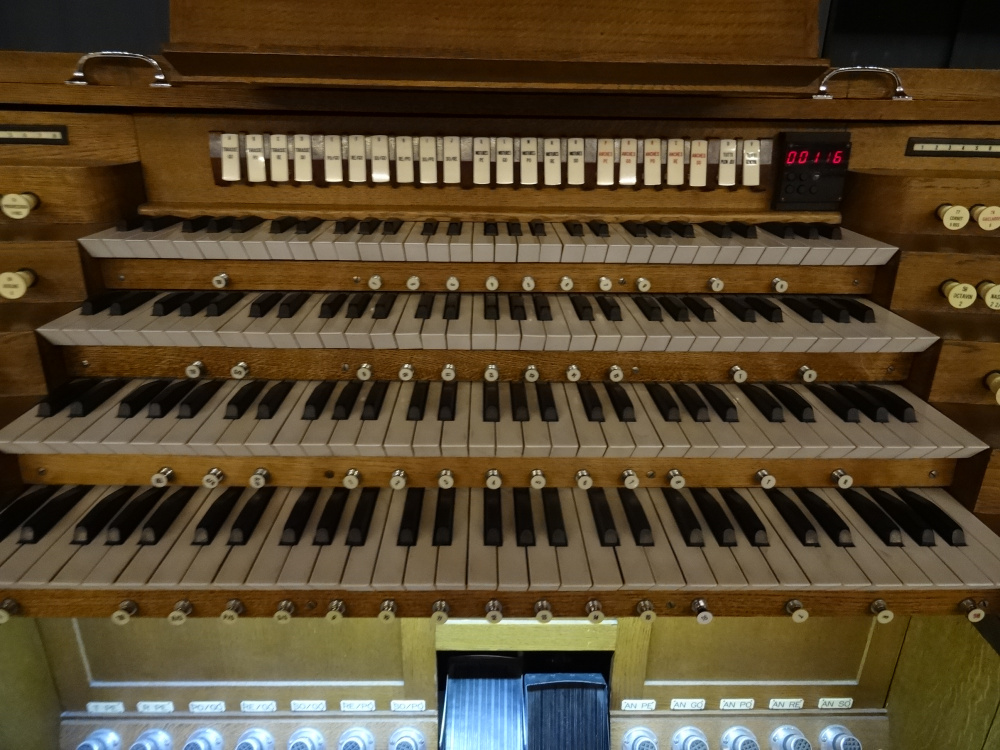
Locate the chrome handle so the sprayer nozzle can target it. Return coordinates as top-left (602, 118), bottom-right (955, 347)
top-left (813, 66), bottom-right (911, 100)
top-left (66, 51), bottom-right (171, 88)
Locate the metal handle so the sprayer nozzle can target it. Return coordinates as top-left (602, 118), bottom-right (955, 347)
top-left (66, 51), bottom-right (171, 88)
top-left (813, 66), bottom-right (911, 101)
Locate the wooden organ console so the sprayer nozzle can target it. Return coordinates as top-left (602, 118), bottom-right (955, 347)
top-left (1, 2), bottom-right (1000, 748)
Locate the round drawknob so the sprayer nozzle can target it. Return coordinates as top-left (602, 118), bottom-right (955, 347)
top-left (390, 469), bottom-right (408, 490)
top-left (819, 724), bottom-right (862, 750)
top-left (938, 203), bottom-right (970, 230)
top-left (431, 600), bottom-right (450, 624)
top-left (524, 364), bottom-right (540, 382)
top-left (585, 599), bottom-right (605, 624)
top-left (230, 361), bottom-right (250, 379)
top-left (76, 729), bottom-right (122, 750)
top-left (673, 726), bottom-right (710, 750)
top-left (249, 467), bottom-right (270, 489)
top-left (485, 599), bottom-right (503, 623)
top-left (0, 598), bottom-right (22, 624)
top-left (534, 599), bottom-right (553, 623)
top-left (211, 272), bottom-right (230, 289)
top-left (235, 728), bottom-right (274, 750)
top-left (621, 469), bottom-right (640, 490)
top-left (485, 469), bottom-right (503, 490)
top-left (756, 469), bottom-right (776, 489)
top-left (168, 599), bottom-right (193, 626)
top-left (379, 599), bottom-right (398, 622)
top-left (636, 277), bottom-right (651, 293)
top-left (608, 364), bottom-right (625, 382)
top-left (940, 279), bottom-right (976, 309)
top-left (185, 360), bottom-right (205, 379)
top-left (721, 726), bottom-right (761, 750)
top-left (112, 599), bottom-right (138, 626)
top-left (399, 363), bottom-right (414, 381)
top-left (438, 469), bottom-right (455, 489)
top-left (978, 281), bottom-right (1000, 311)
top-left (183, 728), bottom-right (224, 750)
top-left (622, 727), bottom-right (659, 750)
top-left (0, 192), bottom-right (39, 220)
top-left (667, 469), bottom-right (686, 490)
top-left (441, 363), bottom-right (456, 381)
top-left (0, 268), bottom-right (37, 300)
top-left (691, 598), bottom-right (713, 624)
top-left (446, 275), bottom-right (460, 291)
top-left (368, 274), bottom-right (382, 290)
top-left (771, 277), bottom-right (789, 294)
top-left (798, 365), bottom-right (818, 383)
top-left (484, 364), bottom-right (500, 382)
top-left (831, 468), bottom-right (853, 489)
top-left (575, 470), bottom-right (593, 490)
top-left (598, 276), bottom-right (613, 292)
top-left (971, 204), bottom-right (1000, 231)
top-left (522, 276), bottom-right (536, 292)
top-left (635, 599), bottom-right (656, 622)
top-left (129, 728), bottom-right (172, 750)
top-left (325, 599), bottom-right (346, 622)
top-left (770, 726), bottom-right (812, 750)
top-left (273, 599), bottom-right (295, 623)
top-left (559, 275), bottom-right (574, 291)
top-left (406, 275), bottom-right (421, 290)
top-left (566, 364), bottom-right (582, 382)
top-left (530, 469), bottom-right (546, 489)
top-left (708, 277), bottom-right (724, 292)
top-left (220, 598), bottom-right (245, 623)
top-left (151, 466), bottom-right (174, 488)
top-left (985, 371), bottom-right (1000, 406)
top-left (288, 727), bottom-right (326, 750)
top-left (870, 599), bottom-right (894, 624)
top-left (202, 467), bottom-right (225, 489)
top-left (356, 363), bottom-right (372, 380)
top-left (337, 728), bottom-right (375, 750)
top-left (729, 365), bottom-right (748, 383)
top-left (959, 597), bottom-right (986, 623)
top-left (388, 728), bottom-right (426, 750)
top-left (785, 599), bottom-right (810, 623)
top-left (485, 275), bottom-right (500, 291)
top-left (343, 468), bottom-right (361, 489)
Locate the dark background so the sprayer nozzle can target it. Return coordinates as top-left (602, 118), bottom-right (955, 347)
top-left (0, 0), bottom-right (998, 68)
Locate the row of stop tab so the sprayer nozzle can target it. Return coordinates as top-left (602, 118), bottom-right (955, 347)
top-left (211, 134), bottom-right (769, 188)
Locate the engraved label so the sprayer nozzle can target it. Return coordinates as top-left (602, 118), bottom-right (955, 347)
top-left (473, 136), bottom-right (491, 185)
top-left (395, 135), bottom-right (414, 183)
top-left (245, 134), bottom-right (266, 182)
top-left (324, 135), bottom-right (343, 183)
top-left (643, 138), bottom-right (662, 186)
top-left (86, 702), bottom-right (125, 714)
top-left (291, 700), bottom-right (327, 712)
top-left (496, 137), bottom-right (514, 184)
top-left (241, 700), bottom-right (277, 713)
top-left (519, 137), bottom-right (538, 185)
top-left (220, 133), bottom-right (241, 181)
top-left (341, 699), bottom-right (377, 712)
top-left (543, 137), bottom-right (562, 186)
top-left (768, 699), bottom-right (804, 710)
top-left (718, 138), bottom-right (737, 186)
top-left (818, 697), bottom-right (854, 710)
top-left (419, 136), bottom-right (438, 184)
top-left (619, 137), bottom-right (638, 185)
top-left (348, 134), bottom-right (367, 183)
top-left (137, 701), bottom-right (174, 714)
top-left (391, 700), bottom-right (427, 712)
top-left (742, 139), bottom-right (761, 186)
top-left (566, 137), bottom-right (585, 185)
top-left (189, 701), bottom-right (226, 713)
top-left (620, 699), bottom-right (656, 711)
top-left (689, 139), bottom-right (709, 187)
top-left (270, 134), bottom-right (289, 182)
top-left (670, 699), bottom-right (706, 711)
top-left (293, 134), bottom-right (313, 182)
top-left (720, 698), bottom-right (755, 710)
top-left (666, 138), bottom-right (685, 185)
top-left (442, 136), bottom-right (461, 183)
top-left (370, 135), bottom-right (390, 183)
top-left (596, 138), bottom-right (615, 186)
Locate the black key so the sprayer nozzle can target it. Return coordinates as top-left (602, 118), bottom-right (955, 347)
top-left (116, 216), bottom-right (143, 231)
top-left (833, 384), bottom-right (888, 423)
top-left (506, 221), bottom-right (523, 237)
top-left (443, 292), bottom-right (462, 320)
top-left (140, 487), bottom-right (195, 544)
top-left (570, 294), bottom-right (594, 321)
top-left (433, 488), bottom-right (455, 546)
top-left (532, 294), bottom-right (552, 321)
top-left (483, 381), bottom-right (500, 422)
top-left (809, 296), bottom-right (851, 324)
top-left (764, 488), bottom-right (818, 546)
top-left (420, 220), bottom-right (438, 236)
top-left (698, 384), bottom-right (739, 422)
top-left (346, 293), bottom-right (373, 318)
top-left (397, 488), bottom-right (425, 546)
top-left (446, 221), bottom-right (462, 237)
top-left (382, 218), bottom-right (404, 236)
top-left (595, 295), bottom-right (622, 321)
top-left (297, 217), bottom-right (324, 234)
top-left (438, 381), bottom-right (458, 421)
top-left (407, 381), bottom-right (430, 420)
top-left (206, 216), bottom-right (234, 233)
top-left (840, 488), bottom-right (903, 546)
top-left (682, 296), bottom-right (715, 322)
top-left (314, 488), bottom-right (350, 545)
top-left (21, 485), bottom-right (94, 543)
top-left (821, 296), bottom-right (862, 323)
top-left (256, 380), bottom-right (294, 419)
top-left (541, 488), bottom-right (567, 546)
top-left (231, 216), bottom-right (264, 233)
top-left (69, 378), bottom-right (128, 417)
top-left (719, 296), bottom-right (755, 322)
top-left (270, 216), bottom-right (297, 234)
top-left (281, 488), bottom-right (320, 545)
top-left (690, 488), bottom-right (736, 547)
top-left (814, 223), bottom-right (843, 240)
top-left (719, 488), bottom-right (768, 546)
top-left (72, 486), bottom-right (136, 544)
top-left (759, 222), bottom-right (797, 239)
top-left (110, 290), bottom-right (157, 315)
top-left (727, 221), bottom-right (758, 239)
top-left (249, 291), bottom-right (283, 318)
top-left (744, 296), bottom-right (783, 323)
top-left (153, 291), bottom-right (193, 316)
top-left (347, 488), bottom-right (381, 545)
top-left (673, 384), bottom-right (710, 422)
top-left (182, 215), bottom-right (211, 233)
top-left (513, 488), bottom-right (536, 546)
top-left (667, 221), bottom-right (696, 238)
top-left (858, 384), bottom-right (916, 423)
top-left (81, 292), bottom-right (124, 315)
top-left (358, 218), bottom-right (381, 235)
top-left (118, 379), bottom-right (171, 418)
top-left (645, 383), bottom-right (680, 421)
top-left (632, 295), bottom-right (663, 321)
top-left (657, 295), bottom-right (690, 322)
top-left (142, 215), bottom-right (180, 232)
top-left (766, 384), bottom-right (814, 422)
top-left (177, 380), bottom-right (225, 418)
top-left (808, 384), bottom-right (859, 422)
top-left (587, 220), bottom-right (610, 237)
top-left (483, 221), bottom-right (499, 237)
top-left (228, 487), bottom-right (276, 545)
top-left (0, 486), bottom-right (60, 542)
top-left (894, 487), bottom-right (965, 546)
top-left (644, 220), bottom-right (673, 238)
top-left (604, 382), bottom-right (635, 422)
top-left (225, 380), bottom-right (267, 419)
top-left (302, 381), bottom-right (336, 420)
top-left (865, 488), bottom-right (935, 546)
top-left (621, 220), bottom-right (648, 238)
top-left (484, 293), bottom-right (500, 321)
top-left (661, 488), bottom-right (704, 546)
top-left (179, 291), bottom-right (217, 316)
top-left (483, 488), bottom-right (503, 546)
top-left (563, 221), bottom-right (584, 237)
top-left (361, 381), bottom-right (390, 420)
top-left (577, 382), bottom-right (604, 421)
top-left (277, 291), bottom-right (310, 318)
top-left (333, 380), bottom-right (363, 419)
top-left (535, 383), bottom-right (559, 422)
top-left (835, 297), bottom-right (876, 323)
top-left (193, 487), bottom-right (242, 545)
top-left (701, 221), bottom-right (733, 239)
top-left (205, 291), bottom-right (244, 316)
top-left (781, 296), bottom-right (824, 324)
top-left (794, 489), bottom-right (853, 547)
top-left (372, 293), bottom-right (398, 319)
top-left (618, 488), bottom-right (653, 546)
top-left (319, 292), bottom-right (348, 318)
top-left (509, 293), bottom-right (527, 321)
top-left (415, 293), bottom-right (435, 319)
top-left (739, 383), bottom-right (784, 422)
top-left (147, 379), bottom-right (198, 418)
top-left (587, 488), bottom-right (619, 546)
top-left (510, 382), bottom-right (529, 421)
top-left (790, 222), bottom-right (820, 240)
top-left (107, 487), bottom-right (167, 544)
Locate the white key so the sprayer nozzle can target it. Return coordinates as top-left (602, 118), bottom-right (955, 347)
top-left (401, 488), bottom-right (440, 591)
top-left (688, 139), bottom-right (708, 187)
top-left (566, 137), bottom-right (585, 185)
top-left (370, 489), bottom-right (411, 590)
top-left (379, 220), bottom-right (408, 262)
top-left (440, 382), bottom-right (471, 457)
top-left (466, 489), bottom-right (498, 589)
top-left (629, 488), bottom-right (687, 588)
top-left (323, 134), bottom-right (343, 182)
top-left (370, 135), bottom-right (390, 183)
top-left (472, 222), bottom-right (495, 262)
top-left (620, 297), bottom-right (669, 351)
top-left (521, 386), bottom-right (551, 457)
top-left (77, 225), bottom-right (127, 258)
top-left (620, 385), bottom-right (663, 457)
top-left (883, 385), bottom-right (985, 458)
top-left (393, 294), bottom-right (425, 349)
top-left (619, 138), bottom-right (638, 186)
top-left (666, 138), bottom-right (685, 185)
top-left (571, 488), bottom-right (622, 590)
top-left (611, 300), bottom-right (646, 351)
top-left (518, 296), bottom-right (546, 351)
top-left (556, 295), bottom-right (596, 351)
top-left (604, 488), bottom-right (655, 588)
top-left (270, 382), bottom-right (322, 456)
top-left (425, 221), bottom-right (450, 262)
top-left (292, 133), bottom-right (313, 182)
top-left (924, 489), bottom-right (1000, 584)
top-left (356, 382), bottom-right (401, 456)
top-left (537, 222), bottom-right (563, 262)
top-left (547, 384), bottom-right (579, 457)
top-left (548, 488), bottom-right (592, 590)
top-left (519, 136), bottom-right (539, 185)
top-left (543, 137), bottom-right (562, 186)
top-left (563, 383), bottom-right (607, 457)
top-left (245, 134), bottom-right (266, 182)
top-left (495, 222), bottom-right (518, 262)
top-left (216, 382), bottom-right (274, 457)
top-left (420, 294), bottom-right (448, 349)
top-left (603, 223), bottom-right (633, 263)
top-left (43, 380), bottom-right (142, 453)
top-left (269, 295), bottom-right (321, 348)
top-left (539, 296), bottom-right (570, 351)
top-left (214, 488), bottom-right (289, 586)
top-left (580, 225), bottom-right (608, 263)
top-left (472, 295), bottom-right (496, 350)
top-left (496, 385), bottom-right (523, 458)
top-left (522, 489), bottom-right (560, 589)
top-left (243, 488), bottom-right (300, 585)
top-left (270, 488), bottom-right (330, 587)
top-left (643, 138), bottom-right (662, 186)
top-left (588, 297), bottom-right (623, 351)
top-left (394, 135), bottom-right (414, 183)
top-left (742, 139), bottom-right (761, 186)
top-left (370, 293), bottom-right (405, 348)
top-left (343, 294), bottom-right (380, 349)
top-left (496, 488), bottom-right (529, 591)
top-left (468, 383), bottom-right (495, 458)
top-left (308, 489), bottom-right (360, 587)
top-left (645, 487), bottom-right (717, 587)
top-left (495, 137), bottom-right (515, 184)
top-left (411, 382), bottom-right (444, 457)
top-left (244, 381), bottom-right (309, 456)
top-left (418, 135), bottom-right (438, 184)
top-left (402, 221), bottom-right (430, 262)
top-left (682, 489), bottom-right (747, 587)
top-left (516, 223), bottom-right (541, 262)
top-left (472, 136), bottom-right (491, 185)
top-left (670, 385), bottom-right (718, 457)
top-left (442, 136), bottom-right (461, 184)
top-left (164, 489), bottom-right (255, 587)
top-left (718, 138), bottom-right (737, 186)
top-left (219, 133), bottom-right (241, 181)
top-left (596, 137), bottom-right (615, 186)
top-left (632, 385), bottom-right (691, 457)
top-left (356, 221), bottom-right (383, 261)
top-left (448, 221), bottom-right (474, 263)
top-left (329, 381), bottom-right (374, 455)
top-left (436, 489), bottom-right (469, 589)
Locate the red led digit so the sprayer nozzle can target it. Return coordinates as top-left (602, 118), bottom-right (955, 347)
top-left (832, 150), bottom-right (843, 164)
top-left (797, 151), bottom-right (809, 164)
top-left (785, 150), bottom-right (797, 165)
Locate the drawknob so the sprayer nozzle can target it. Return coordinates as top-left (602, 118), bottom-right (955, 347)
top-left (0, 268), bottom-right (37, 299)
top-left (575, 470), bottom-right (593, 490)
top-left (977, 281), bottom-right (1000, 310)
top-left (691, 598), bottom-right (713, 624)
top-left (0, 192), bottom-right (39, 220)
top-left (529, 469), bottom-right (546, 489)
top-left (635, 599), bottom-right (656, 622)
top-left (325, 599), bottom-right (346, 622)
top-left (431, 600), bottom-right (450, 624)
top-left (379, 599), bottom-right (398, 622)
top-left (534, 600), bottom-right (553, 622)
top-left (785, 599), bottom-right (810, 623)
top-left (221, 598), bottom-right (245, 623)
top-left (971, 204), bottom-right (1000, 231)
top-left (940, 279), bottom-right (976, 309)
top-left (485, 599), bottom-right (503, 623)
top-left (937, 203), bottom-right (970, 230)
top-left (342, 468), bottom-right (361, 489)
top-left (985, 371), bottom-right (1000, 406)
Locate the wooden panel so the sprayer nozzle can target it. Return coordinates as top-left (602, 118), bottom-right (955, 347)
top-left (0, 242), bottom-right (89, 303)
top-left (921, 340), bottom-right (1000, 405)
top-left (848, 124), bottom-right (1000, 174)
top-left (0, 332), bottom-right (46, 395)
top-left (0, 163), bottom-right (143, 224)
top-left (891, 250), bottom-right (1000, 314)
top-left (0, 620), bottom-right (61, 750)
top-left (934, 403), bottom-right (1000, 514)
top-left (608, 618), bottom-right (650, 705)
top-left (0, 111), bottom-right (138, 164)
top-left (436, 620), bottom-right (618, 651)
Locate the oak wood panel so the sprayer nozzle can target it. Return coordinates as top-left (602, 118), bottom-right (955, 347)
top-left (920, 340), bottom-right (1000, 405)
top-left (60, 346), bottom-right (911, 384)
top-left (0, 621), bottom-right (60, 750)
top-left (0, 302), bottom-right (78, 334)
top-left (934, 403), bottom-right (1000, 514)
top-left (891, 250), bottom-right (1000, 313)
top-left (0, 111), bottom-right (138, 164)
top-left (0, 332), bottom-right (47, 395)
top-left (848, 124), bottom-right (1000, 174)
top-left (17, 454), bottom-right (955, 491)
top-left (0, 242), bottom-right (89, 303)
top-left (0, 163), bottom-right (143, 224)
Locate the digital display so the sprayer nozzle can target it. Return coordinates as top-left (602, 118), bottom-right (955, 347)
top-left (773, 131), bottom-right (852, 211)
top-left (783, 148), bottom-right (846, 166)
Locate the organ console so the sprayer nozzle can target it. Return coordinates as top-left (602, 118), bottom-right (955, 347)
top-left (1, 2), bottom-right (1000, 749)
